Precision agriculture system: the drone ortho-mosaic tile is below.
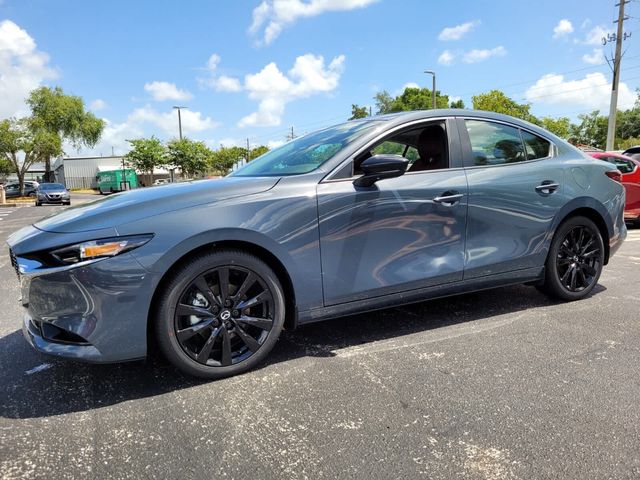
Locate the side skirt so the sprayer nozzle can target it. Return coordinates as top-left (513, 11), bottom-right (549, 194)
top-left (297, 266), bottom-right (545, 325)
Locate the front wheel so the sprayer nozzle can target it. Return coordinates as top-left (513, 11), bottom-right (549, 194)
top-left (538, 216), bottom-right (604, 301)
top-left (155, 250), bottom-right (285, 379)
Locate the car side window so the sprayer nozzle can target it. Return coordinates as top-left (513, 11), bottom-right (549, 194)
top-left (606, 156), bottom-right (634, 174)
top-left (353, 122), bottom-right (449, 176)
top-left (521, 130), bottom-right (551, 160)
top-left (465, 120), bottom-right (525, 166)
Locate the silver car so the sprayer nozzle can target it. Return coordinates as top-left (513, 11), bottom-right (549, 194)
top-left (35, 183), bottom-right (71, 206)
top-left (7, 110), bottom-right (627, 379)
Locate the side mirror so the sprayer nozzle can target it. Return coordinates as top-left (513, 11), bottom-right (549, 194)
top-left (353, 154), bottom-right (409, 187)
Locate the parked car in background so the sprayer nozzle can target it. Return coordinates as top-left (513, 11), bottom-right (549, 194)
top-left (153, 178), bottom-right (170, 186)
top-left (4, 181), bottom-right (39, 198)
top-left (7, 110), bottom-right (626, 379)
top-left (35, 183), bottom-right (71, 206)
top-left (97, 168), bottom-right (138, 194)
top-left (622, 146), bottom-right (640, 161)
top-left (590, 151), bottom-right (640, 223)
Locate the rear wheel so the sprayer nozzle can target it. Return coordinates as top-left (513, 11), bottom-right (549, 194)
top-left (538, 216), bottom-right (604, 301)
top-left (155, 250), bottom-right (285, 379)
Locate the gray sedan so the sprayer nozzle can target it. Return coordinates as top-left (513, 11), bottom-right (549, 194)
top-left (35, 182), bottom-right (71, 206)
top-left (7, 110), bottom-right (627, 379)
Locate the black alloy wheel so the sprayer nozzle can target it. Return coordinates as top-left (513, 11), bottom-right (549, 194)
top-left (156, 250), bottom-right (285, 379)
top-left (556, 226), bottom-right (601, 292)
top-left (539, 216), bottom-right (604, 301)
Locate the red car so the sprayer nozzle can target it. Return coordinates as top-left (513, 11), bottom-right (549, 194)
top-left (590, 151), bottom-right (640, 223)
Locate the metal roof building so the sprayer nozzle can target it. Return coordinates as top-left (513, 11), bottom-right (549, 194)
top-left (53, 155), bottom-right (124, 189)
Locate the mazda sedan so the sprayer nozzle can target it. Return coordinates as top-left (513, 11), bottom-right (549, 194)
top-left (7, 110), bottom-right (626, 379)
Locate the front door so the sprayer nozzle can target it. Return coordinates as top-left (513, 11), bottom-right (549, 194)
top-left (317, 119), bottom-right (468, 306)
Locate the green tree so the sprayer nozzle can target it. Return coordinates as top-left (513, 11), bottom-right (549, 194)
top-left (540, 117), bottom-right (571, 139)
top-left (0, 157), bottom-right (13, 178)
top-left (124, 136), bottom-right (166, 185)
top-left (0, 118), bottom-right (61, 195)
top-left (568, 111), bottom-right (608, 149)
top-left (27, 86), bottom-right (105, 180)
top-left (450, 98), bottom-right (465, 109)
top-left (250, 145), bottom-right (269, 159)
top-left (349, 104), bottom-right (369, 120)
top-left (375, 87), bottom-right (449, 114)
top-left (472, 90), bottom-right (539, 124)
top-left (166, 138), bottom-right (211, 177)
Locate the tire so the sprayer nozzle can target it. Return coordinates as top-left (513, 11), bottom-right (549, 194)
top-left (28, 192), bottom-right (36, 198)
top-left (538, 216), bottom-right (604, 301)
top-left (99, 187), bottom-right (104, 195)
top-left (35, 201), bottom-right (41, 207)
top-left (155, 249), bottom-right (285, 379)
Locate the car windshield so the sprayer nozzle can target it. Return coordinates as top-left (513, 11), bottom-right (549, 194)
top-left (231, 120), bottom-right (383, 177)
top-left (39, 183), bottom-right (64, 190)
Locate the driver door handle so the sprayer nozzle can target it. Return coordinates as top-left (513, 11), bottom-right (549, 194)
top-left (433, 192), bottom-right (464, 205)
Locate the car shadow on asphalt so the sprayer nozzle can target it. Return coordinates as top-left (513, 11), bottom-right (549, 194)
top-left (0, 283), bottom-right (605, 419)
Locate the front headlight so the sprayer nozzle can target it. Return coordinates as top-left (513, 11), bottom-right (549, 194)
top-left (50, 235), bottom-right (153, 264)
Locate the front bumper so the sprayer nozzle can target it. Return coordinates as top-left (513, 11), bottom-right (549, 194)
top-left (12, 250), bottom-right (158, 363)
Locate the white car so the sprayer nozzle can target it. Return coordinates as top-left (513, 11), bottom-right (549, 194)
top-left (153, 179), bottom-right (170, 186)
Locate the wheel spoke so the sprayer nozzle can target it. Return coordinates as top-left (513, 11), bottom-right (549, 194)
top-left (583, 248), bottom-right (600, 259)
top-left (237, 291), bottom-right (269, 310)
top-left (561, 265), bottom-right (573, 284)
top-left (176, 303), bottom-right (212, 318)
top-left (582, 263), bottom-right (597, 277)
top-left (177, 318), bottom-right (215, 342)
top-left (237, 315), bottom-right (273, 331)
top-left (569, 266), bottom-right (577, 290)
top-left (196, 326), bottom-right (221, 363)
top-left (233, 323), bottom-right (261, 352)
top-left (218, 267), bottom-right (229, 303)
top-left (576, 267), bottom-right (587, 289)
top-left (233, 272), bottom-right (256, 303)
top-left (220, 327), bottom-right (232, 366)
top-left (194, 276), bottom-right (219, 308)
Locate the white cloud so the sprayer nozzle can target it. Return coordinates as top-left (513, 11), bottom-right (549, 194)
top-left (267, 139), bottom-right (286, 149)
top-left (438, 20), bottom-right (480, 41)
top-left (581, 25), bottom-right (610, 45)
top-left (402, 82), bottom-right (420, 90)
top-left (238, 53), bottom-right (345, 128)
top-left (90, 99), bottom-right (107, 111)
top-left (198, 54), bottom-right (243, 92)
top-left (582, 48), bottom-right (604, 65)
top-left (77, 106), bottom-right (218, 156)
top-left (524, 72), bottom-right (636, 110)
top-left (249, 0), bottom-right (378, 45)
top-left (462, 46), bottom-right (506, 64)
top-left (0, 20), bottom-right (57, 118)
top-left (143, 81), bottom-right (193, 102)
top-left (553, 19), bottom-right (574, 39)
top-left (438, 50), bottom-right (455, 66)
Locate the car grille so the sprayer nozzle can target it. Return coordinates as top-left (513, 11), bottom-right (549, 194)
top-left (47, 194), bottom-right (60, 199)
top-left (9, 248), bottom-right (20, 277)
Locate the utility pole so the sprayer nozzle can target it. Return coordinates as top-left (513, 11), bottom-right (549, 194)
top-left (424, 70), bottom-right (437, 109)
top-left (173, 106), bottom-right (188, 140)
top-left (369, 106), bottom-right (372, 117)
top-left (606, 0), bottom-right (630, 151)
top-left (246, 138), bottom-right (251, 162)
top-left (287, 126), bottom-right (296, 141)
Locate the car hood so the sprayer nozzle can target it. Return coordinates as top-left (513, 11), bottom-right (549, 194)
top-left (35, 176), bottom-right (280, 233)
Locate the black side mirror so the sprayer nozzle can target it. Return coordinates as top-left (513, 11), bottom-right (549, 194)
top-left (353, 154), bottom-right (409, 187)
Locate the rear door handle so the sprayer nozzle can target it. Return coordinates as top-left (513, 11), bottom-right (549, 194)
top-left (535, 181), bottom-right (559, 195)
top-left (433, 192), bottom-right (464, 205)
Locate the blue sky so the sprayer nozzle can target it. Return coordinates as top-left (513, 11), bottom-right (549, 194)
top-left (0, 0), bottom-right (637, 155)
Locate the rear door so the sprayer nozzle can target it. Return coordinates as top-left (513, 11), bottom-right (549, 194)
top-left (458, 118), bottom-right (567, 278)
top-left (317, 119), bottom-right (468, 306)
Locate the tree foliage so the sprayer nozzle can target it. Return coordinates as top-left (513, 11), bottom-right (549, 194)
top-left (0, 157), bottom-right (14, 177)
top-left (472, 90), bottom-right (538, 124)
top-left (349, 104), bottom-right (369, 120)
top-left (375, 87), bottom-right (449, 114)
top-left (166, 138), bottom-right (212, 177)
top-left (568, 111), bottom-right (608, 148)
top-left (27, 86), bottom-right (105, 179)
top-left (124, 137), bottom-right (166, 183)
top-left (0, 118), bottom-right (61, 195)
top-left (540, 117), bottom-right (571, 139)
top-left (449, 98), bottom-right (465, 109)
top-left (209, 145), bottom-right (271, 175)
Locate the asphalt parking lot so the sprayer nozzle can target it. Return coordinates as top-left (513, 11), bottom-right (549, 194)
top-left (1, 197), bottom-right (639, 479)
